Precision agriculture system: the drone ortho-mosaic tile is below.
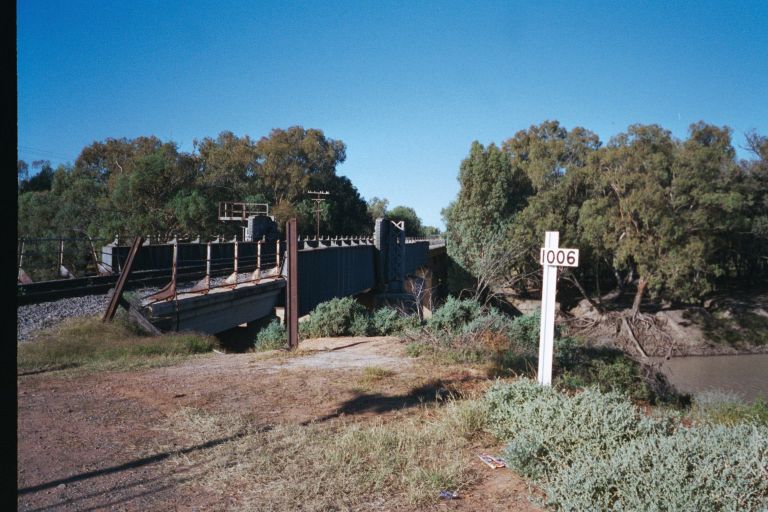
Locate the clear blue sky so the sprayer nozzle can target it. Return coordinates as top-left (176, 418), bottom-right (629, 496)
top-left (17, 0), bottom-right (768, 230)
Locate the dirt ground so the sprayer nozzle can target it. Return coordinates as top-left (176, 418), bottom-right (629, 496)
top-left (17, 336), bottom-right (540, 511)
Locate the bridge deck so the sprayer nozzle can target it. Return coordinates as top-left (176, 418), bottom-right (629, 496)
top-left (144, 277), bottom-right (286, 334)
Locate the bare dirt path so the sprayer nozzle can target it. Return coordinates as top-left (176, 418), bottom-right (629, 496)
top-left (18, 336), bottom-right (539, 511)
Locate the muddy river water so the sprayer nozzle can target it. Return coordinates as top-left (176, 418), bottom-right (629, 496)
top-left (657, 353), bottom-right (768, 401)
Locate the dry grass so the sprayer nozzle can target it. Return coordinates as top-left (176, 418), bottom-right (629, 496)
top-left (17, 316), bottom-right (218, 373)
top-left (157, 399), bottom-right (490, 510)
top-left (357, 366), bottom-right (396, 388)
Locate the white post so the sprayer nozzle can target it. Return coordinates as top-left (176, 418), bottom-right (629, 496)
top-left (233, 240), bottom-right (239, 286)
top-left (206, 242), bottom-right (211, 279)
top-left (257, 239), bottom-right (262, 271)
top-left (538, 231), bottom-right (559, 386)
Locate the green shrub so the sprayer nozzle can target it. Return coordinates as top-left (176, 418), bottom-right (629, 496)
top-left (369, 306), bottom-right (420, 336)
top-left (460, 307), bottom-right (513, 336)
top-left (304, 297), bottom-right (368, 338)
top-left (427, 297), bottom-right (482, 333)
top-left (507, 310), bottom-right (541, 351)
top-left (484, 380), bottom-right (672, 479)
top-left (370, 307), bottom-right (399, 335)
top-left (349, 313), bottom-right (371, 336)
top-left (298, 319), bottom-right (312, 339)
top-left (547, 423), bottom-right (768, 511)
top-left (553, 342), bottom-right (659, 403)
top-left (483, 381), bottom-right (767, 510)
top-left (254, 320), bottom-right (286, 351)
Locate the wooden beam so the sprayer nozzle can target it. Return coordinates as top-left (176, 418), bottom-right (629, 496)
top-left (286, 219), bottom-right (299, 349)
top-left (103, 236), bottom-right (143, 322)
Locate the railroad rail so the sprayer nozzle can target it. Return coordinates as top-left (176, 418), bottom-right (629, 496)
top-left (17, 234), bottom-right (444, 306)
top-left (16, 264), bottom-right (266, 305)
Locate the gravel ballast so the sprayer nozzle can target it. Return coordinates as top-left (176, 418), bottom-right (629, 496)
top-left (17, 273), bottom-right (270, 342)
top-left (17, 295), bottom-right (111, 342)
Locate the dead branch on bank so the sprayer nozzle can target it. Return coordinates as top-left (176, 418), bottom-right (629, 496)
top-left (566, 310), bottom-right (679, 360)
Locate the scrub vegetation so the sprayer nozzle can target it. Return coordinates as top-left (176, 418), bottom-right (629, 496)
top-left (18, 315), bottom-right (217, 372)
top-left (483, 380), bottom-right (768, 511)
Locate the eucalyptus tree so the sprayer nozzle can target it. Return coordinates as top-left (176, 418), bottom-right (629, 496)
top-left (445, 140), bottom-right (533, 294)
top-left (386, 206), bottom-right (424, 237)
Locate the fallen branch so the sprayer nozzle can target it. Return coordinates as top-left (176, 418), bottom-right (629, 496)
top-left (621, 316), bottom-right (649, 360)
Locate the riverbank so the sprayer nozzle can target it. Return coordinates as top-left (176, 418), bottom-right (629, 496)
top-left (555, 289), bottom-right (768, 358)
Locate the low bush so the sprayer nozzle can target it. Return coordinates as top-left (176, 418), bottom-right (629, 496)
top-left (461, 307), bottom-right (514, 337)
top-left (553, 340), bottom-right (680, 404)
top-left (507, 310), bottom-right (542, 351)
top-left (547, 423), bottom-right (768, 511)
top-left (349, 313), bottom-right (372, 336)
top-left (370, 306), bottom-right (400, 335)
top-left (410, 300), bottom-right (521, 367)
top-left (302, 297), bottom-right (369, 338)
top-left (484, 379), bottom-right (672, 479)
top-left (369, 306), bottom-right (420, 336)
top-left (254, 320), bottom-right (286, 351)
top-left (483, 380), bottom-right (768, 510)
top-left (427, 297), bottom-right (482, 333)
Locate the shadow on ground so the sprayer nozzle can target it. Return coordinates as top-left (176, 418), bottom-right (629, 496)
top-left (303, 372), bottom-right (484, 425)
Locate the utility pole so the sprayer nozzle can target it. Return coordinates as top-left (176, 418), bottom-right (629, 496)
top-left (307, 190), bottom-right (330, 239)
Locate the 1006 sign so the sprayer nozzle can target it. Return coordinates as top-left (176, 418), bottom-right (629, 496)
top-left (539, 248), bottom-right (579, 267)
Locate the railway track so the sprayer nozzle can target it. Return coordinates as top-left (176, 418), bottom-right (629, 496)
top-left (16, 265), bottom-right (264, 305)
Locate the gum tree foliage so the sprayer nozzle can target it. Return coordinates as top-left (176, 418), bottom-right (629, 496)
top-left (589, 123), bottom-right (756, 308)
top-left (387, 206), bottom-right (425, 237)
top-left (445, 140), bottom-right (533, 288)
top-left (365, 198), bottom-right (432, 237)
top-left (18, 126), bottom-right (372, 241)
top-left (737, 130), bottom-right (768, 275)
top-left (194, 130), bottom-right (260, 210)
top-left (446, 120), bottom-right (768, 308)
top-left (253, 126), bottom-right (370, 234)
top-left (367, 196), bottom-right (389, 222)
top-left (504, 122), bottom-right (601, 296)
top-left (18, 160), bottom-right (55, 193)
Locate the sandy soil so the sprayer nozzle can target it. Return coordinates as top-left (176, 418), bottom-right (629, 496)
top-left (18, 336), bottom-right (540, 511)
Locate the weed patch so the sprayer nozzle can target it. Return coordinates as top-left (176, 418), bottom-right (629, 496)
top-left (18, 316), bottom-right (217, 372)
top-left (360, 365), bottom-right (395, 382)
top-left (689, 390), bottom-right (768, 426)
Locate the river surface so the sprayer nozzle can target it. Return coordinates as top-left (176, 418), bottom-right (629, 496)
top-left (657, 354), bottom-right (768, 402)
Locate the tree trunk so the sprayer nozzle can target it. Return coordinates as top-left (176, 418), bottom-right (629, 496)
top-left (594, 261), bottom-right (602, 307)
top-left (563, 270), bottom-right (602, 312)
top-left (631, 277), bottom-right (647, 317)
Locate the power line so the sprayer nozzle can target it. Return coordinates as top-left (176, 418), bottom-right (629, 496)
top-left (18, 145), bottom-right (75, 162)
top-left (307, 190), bottom-right (330, 239)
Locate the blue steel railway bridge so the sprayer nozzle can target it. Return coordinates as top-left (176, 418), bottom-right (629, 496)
top-left (18, 206), bottom-right (447, 336)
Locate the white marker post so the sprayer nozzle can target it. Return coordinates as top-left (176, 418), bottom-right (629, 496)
top-left (537, 232), bottom-right (579, 386)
